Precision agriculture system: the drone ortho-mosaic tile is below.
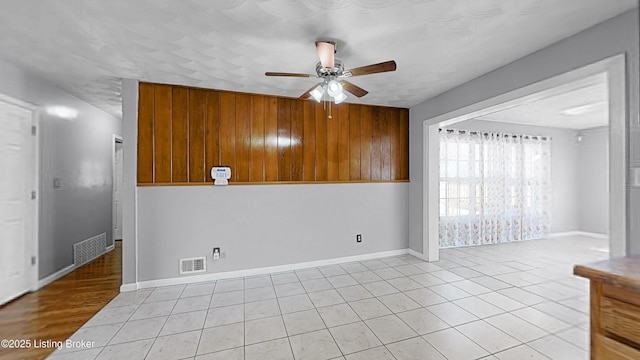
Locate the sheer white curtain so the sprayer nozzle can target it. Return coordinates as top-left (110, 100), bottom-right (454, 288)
top-left (439, 129), bottom-right (551, 248)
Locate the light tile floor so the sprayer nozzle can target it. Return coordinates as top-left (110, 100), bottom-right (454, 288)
top-left (48, 235), bottom-right (607, 360)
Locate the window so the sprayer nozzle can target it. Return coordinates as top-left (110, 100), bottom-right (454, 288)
top-left (439, 129), bottom-right (551, 248)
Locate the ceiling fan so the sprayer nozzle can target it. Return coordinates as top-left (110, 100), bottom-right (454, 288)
top-left (265, 41), bottom-right (396, 117)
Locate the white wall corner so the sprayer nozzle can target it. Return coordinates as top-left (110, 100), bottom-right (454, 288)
top-left (407, 248), bottom-right (429, 261)
top-left (121, 79), bottom-right (139, 287)
top-left (421, 122), bottom-right (441, 262)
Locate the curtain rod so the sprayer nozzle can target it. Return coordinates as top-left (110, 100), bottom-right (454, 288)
top-left (439, 128), bottom-right (551, 141)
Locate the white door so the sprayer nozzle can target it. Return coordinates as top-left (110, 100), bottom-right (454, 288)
top-left (113, 139), bottom-right (123, 240)
top-left (0, 97), bottom-right (35, 305)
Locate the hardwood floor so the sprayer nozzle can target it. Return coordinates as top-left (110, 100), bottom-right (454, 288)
top-left (0, 241), bottom-right (121, 360)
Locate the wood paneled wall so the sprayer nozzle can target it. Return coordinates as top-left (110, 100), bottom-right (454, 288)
top-left (138, 82), bottom-right (409, 185)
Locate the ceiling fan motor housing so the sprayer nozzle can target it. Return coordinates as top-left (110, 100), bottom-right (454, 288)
top-left (316, 59), bottom-right (346, 78)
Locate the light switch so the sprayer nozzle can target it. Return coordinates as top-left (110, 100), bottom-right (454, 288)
top-left (632, 168), bottom-right (640, 187)
top-left (53, 177), bottom-right (65, 190)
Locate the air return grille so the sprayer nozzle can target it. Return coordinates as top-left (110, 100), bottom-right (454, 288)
top-left (73, 233), bottom-right (107, 266)
top-left (180, 257), bottom-right (206, 275)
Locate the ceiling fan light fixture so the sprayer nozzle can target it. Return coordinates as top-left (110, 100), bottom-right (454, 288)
top-left (310, 85), bottom-right (325, 102)
top-left (326, 79), bottom-right (343, 97)
top-left (334, 92), bottom-right (347, 104)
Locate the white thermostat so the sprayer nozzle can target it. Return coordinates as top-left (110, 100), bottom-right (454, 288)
top-left (211, 166), bottom-right (231, 186)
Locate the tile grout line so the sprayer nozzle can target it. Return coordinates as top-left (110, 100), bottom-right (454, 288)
top-left (144, 285), bottom-right (187, 359)
top-left (275, 271), bottom-right (296, 359)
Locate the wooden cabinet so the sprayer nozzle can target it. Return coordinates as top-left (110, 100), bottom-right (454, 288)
top-left (574, 256), bottom-right (640, 359)
top-left (595, 335), bottom-right (640, 360)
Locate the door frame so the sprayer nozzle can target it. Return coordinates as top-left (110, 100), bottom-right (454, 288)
top-left (0, 93), bottom-right (39, 294)
top-left (422, 54), bottom-right (627, 260)
top-left (111, 134), bottom-right (123, 249)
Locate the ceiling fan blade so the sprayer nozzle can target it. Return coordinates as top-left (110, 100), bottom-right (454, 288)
top-left (316, 41), bottom-right (336, 69)
top-left (341, 80), bottom-right (368, 98)
top-left (299, 82), bottom-right (324, 99)
top-left (345, 60), bottom-right (397, 77)
top-left (265, 72), bottom-right (313, 77)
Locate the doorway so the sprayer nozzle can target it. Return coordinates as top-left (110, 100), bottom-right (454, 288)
top-left (437, 73), bottom-right (609, 248)
top-left (422, 54), bottom-right (627, 260)
top-left (0, 94), bottom-right (37, 305)
top-left (113, 136), bottom-right (123, 242)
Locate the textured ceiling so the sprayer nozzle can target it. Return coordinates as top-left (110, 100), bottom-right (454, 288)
top-left (476, 72), bottom-right (609, 130)
top-left (0, 0), bottom-right (636, 119)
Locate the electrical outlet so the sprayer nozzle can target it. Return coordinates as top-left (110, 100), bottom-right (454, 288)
top-left (213, 247), bottom-right (220, 260)
top-left (356, 234), bottom-right (362, 243)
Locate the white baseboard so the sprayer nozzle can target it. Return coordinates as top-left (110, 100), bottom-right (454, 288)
top-left (122, 248), bottom-right (409, 292)
top-left (38, 264), bottom-right (75, 289)
top-left (575, 231), bottom-right (608, 239)
top-left (549, 231), bottom-right (609, 240)
top-left (106, 244), bottom-right (115, 253)
top-left (120, 283), bottom-right (139, 292)
top-left (548, 231), bottom-right (580, 238)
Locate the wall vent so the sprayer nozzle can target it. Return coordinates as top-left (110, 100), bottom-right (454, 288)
top-left (73, 233), bottom-right (107, 267)
top-left (180, 257), bottom-right (206, 275)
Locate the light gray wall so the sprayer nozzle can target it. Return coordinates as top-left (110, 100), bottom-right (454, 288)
top-left (409, 9), bottom-right (639, 254)
top-left (444, 119), bottom-right (580, 234)
top-left (136, 184), bottom-right (408, 281)
top-left (0, 59), bottom-right (122, 279)
top-left (577, 126), bottom-right (609, 235)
